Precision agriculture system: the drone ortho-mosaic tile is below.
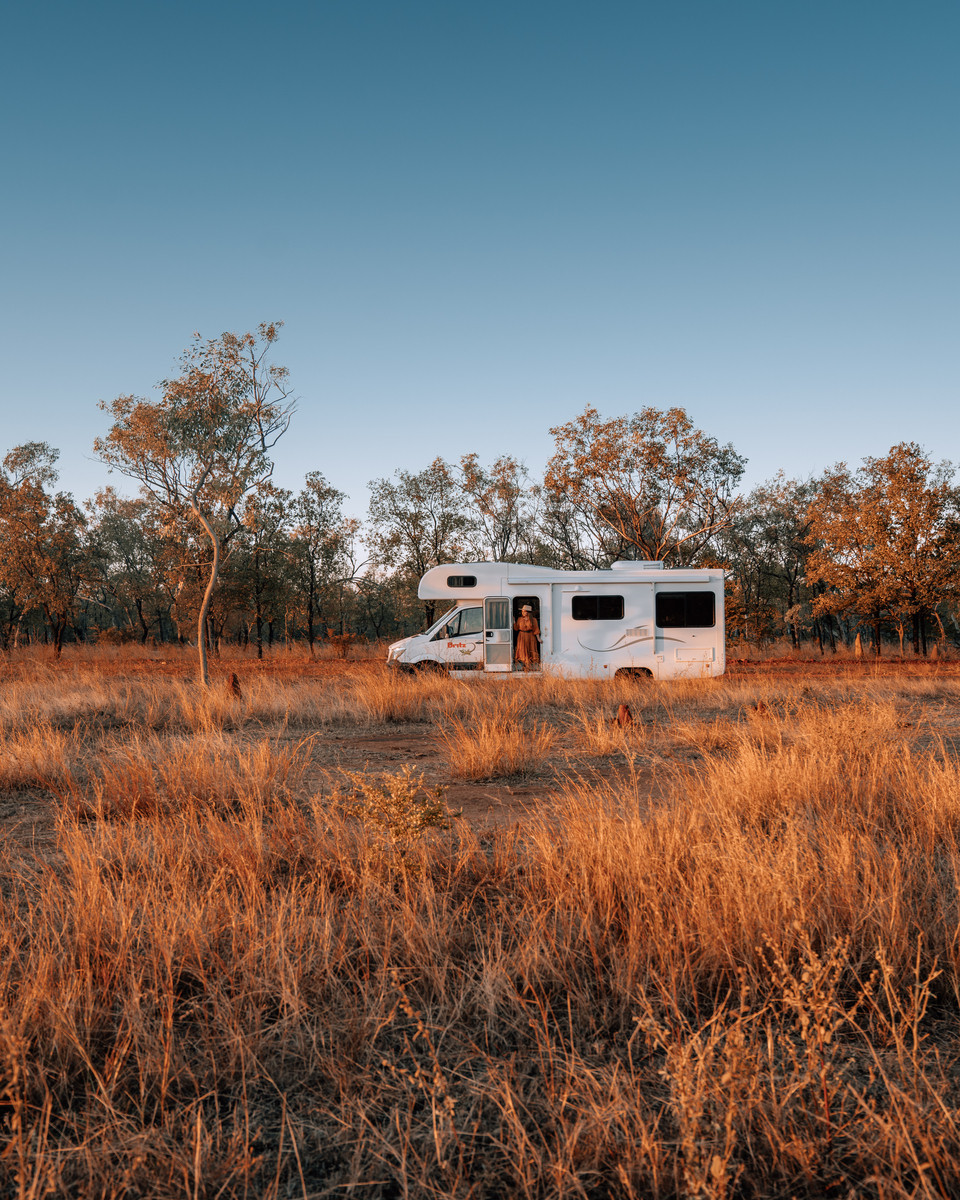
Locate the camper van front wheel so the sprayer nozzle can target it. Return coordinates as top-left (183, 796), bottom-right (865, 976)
top-left (615, 668), bottom-right (653, 682)
top-left (415, 660), bottom-right (446, 675)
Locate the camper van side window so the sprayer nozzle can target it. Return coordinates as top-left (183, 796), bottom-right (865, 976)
top-left (656, 592), bottom-right (716, 628)
top-left (447, 575), bottom-right (477, 588)
top-left (571, 595), bottom-right (625, 621)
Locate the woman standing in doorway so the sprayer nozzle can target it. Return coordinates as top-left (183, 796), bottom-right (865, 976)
top-left (513, 604), bottom-right (540, 669)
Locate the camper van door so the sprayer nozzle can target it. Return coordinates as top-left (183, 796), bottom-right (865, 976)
top-left (483, 597), bottom-right (512, 671)
top-left (430, 605), bottom-right (484, 669)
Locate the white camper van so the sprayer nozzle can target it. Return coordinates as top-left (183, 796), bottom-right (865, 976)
top-left (386, 561), bottom-right (725, 680)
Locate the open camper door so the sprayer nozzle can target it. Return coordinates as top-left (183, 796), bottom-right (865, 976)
top-left (483, 597), bottom-right (512, 672)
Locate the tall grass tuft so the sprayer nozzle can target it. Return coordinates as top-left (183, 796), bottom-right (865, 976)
top-left (438, 694), bottom-right (557, 778)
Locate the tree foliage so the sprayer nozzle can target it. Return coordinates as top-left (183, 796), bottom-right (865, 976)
top-left (0, 444), bottom-right (90, 653)
top-left (544, 406), bottom-right (746, 563)
top-left (721, 474), bottom-right (818, 647)
top-left (95, 324), bottom-right (295, 683)
top-left (9, 380), bottom-right (960, 660)
top-left (290, 472), bottom-right (358, 652)
top-left (459, 453), bottom-right (536, 562)
top-left (367, 458), bottom-right (472, 622)
top-left (806, 443), bottom-right (960, 654)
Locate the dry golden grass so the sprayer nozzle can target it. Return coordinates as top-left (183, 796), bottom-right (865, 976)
top-left (565, 702), bottom-right (652, 758)
top-left (0, 721), bottom-right (80, 791)
top-left (3, 647), bottom-right (960, 1196)
top-left (53, 732), bottom-right (314, 820)
top-left (439, 694), bottom-right (558, 779)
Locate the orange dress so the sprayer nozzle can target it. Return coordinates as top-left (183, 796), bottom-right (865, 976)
top-left (513, 615), bottom-right (540, 665)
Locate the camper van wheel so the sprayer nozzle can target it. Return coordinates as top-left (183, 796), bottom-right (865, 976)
top-left (415, 660), bottom-right (446, 675)
top-left (615, 668), bottom-right (653, 682)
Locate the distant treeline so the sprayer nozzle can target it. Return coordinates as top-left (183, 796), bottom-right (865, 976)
top-left (2, 327), bottom-right (957, 658)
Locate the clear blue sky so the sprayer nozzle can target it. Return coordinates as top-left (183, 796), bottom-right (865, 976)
top-left (2, 0), bottom-right (957, 518)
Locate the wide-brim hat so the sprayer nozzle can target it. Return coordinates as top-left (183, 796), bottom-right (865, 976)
top-left (521, 605), bottom-right (533, 612)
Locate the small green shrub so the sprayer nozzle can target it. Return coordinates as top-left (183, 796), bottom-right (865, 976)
top-left (335, 765), bottom-right (453, 848)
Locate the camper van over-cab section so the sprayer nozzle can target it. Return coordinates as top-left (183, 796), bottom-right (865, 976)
top-left (386, 562), bottom-right (725, 680)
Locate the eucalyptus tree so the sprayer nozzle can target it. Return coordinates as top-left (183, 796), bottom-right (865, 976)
top-left (544, 406), bottom-right (746, 564)
top-left (721, 474), bottom-right (819, 648)
top-left (95, 323), bottom-right (295, 685)
top-left (233, 482), bottom-right (295, 658)
top-left (87, 487), bottom-right (175, 642)
top-left (806, 444), bottom-right (960, 655)
top-left (290, 472), bottom-right (358, 654)
top-left (459, 453), bottom-right (537, 562)
top-left (367, 458), bottom-right (471, 624)
top-left (0, 443), bottom-right (89, 653)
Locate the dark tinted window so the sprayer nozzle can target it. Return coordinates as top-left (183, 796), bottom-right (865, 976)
top-left (572, 595), bottom-right (624, 621)
top-left (656, 591), bottom-right (715, 628)
top-left (447, 575), bottom-right (477, 588)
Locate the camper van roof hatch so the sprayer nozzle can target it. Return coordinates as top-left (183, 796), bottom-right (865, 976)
top-left (611, 560), bottom-right (664, 570)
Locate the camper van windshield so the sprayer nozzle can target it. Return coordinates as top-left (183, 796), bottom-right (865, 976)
top-left (428, 608), bottom-right (457, 636)
top-left (430, 607), bottom-right (483, 640)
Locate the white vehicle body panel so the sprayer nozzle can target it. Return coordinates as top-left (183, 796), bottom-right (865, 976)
top-left (386, 561), bottom-right (725, 680)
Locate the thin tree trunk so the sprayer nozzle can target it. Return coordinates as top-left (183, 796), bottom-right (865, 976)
top-left (255, 547), bottom-right (264, 659)
top-left (136, 598), bottom-right (150, 644)
top-left (52, 619), bottom-right (65, 658)
top-left (192, 505), bottom-right (220, 687)
top-left (306, 566), bottom-right (318, 657)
